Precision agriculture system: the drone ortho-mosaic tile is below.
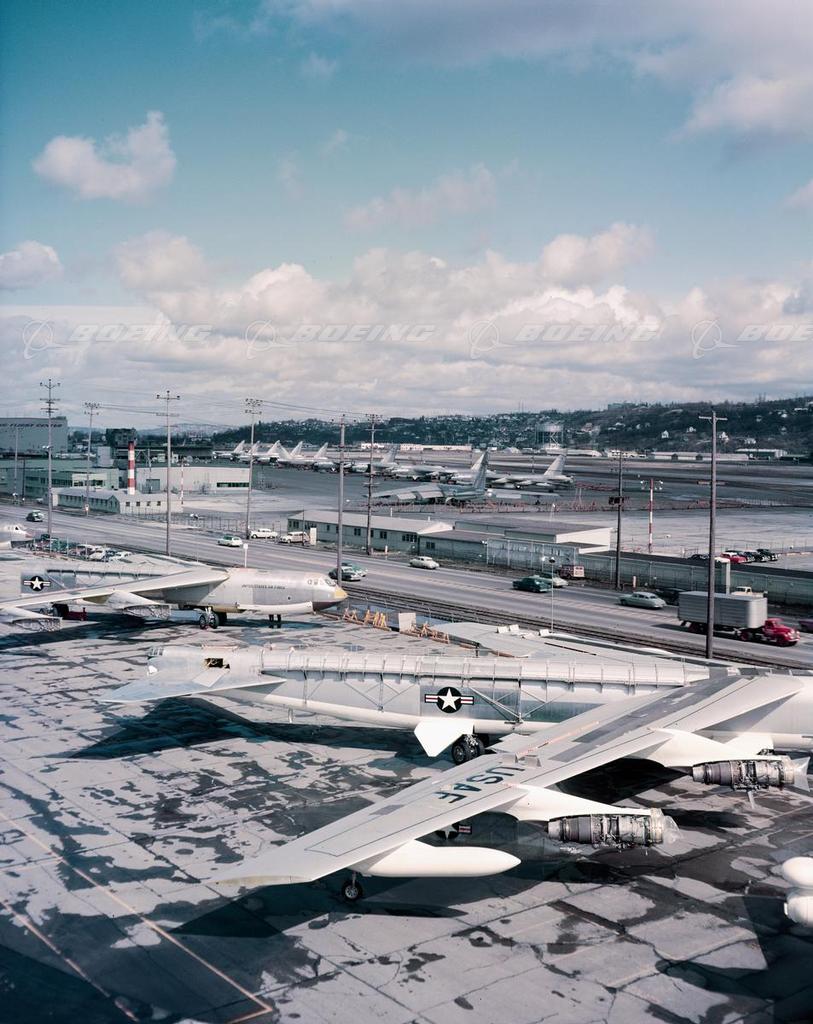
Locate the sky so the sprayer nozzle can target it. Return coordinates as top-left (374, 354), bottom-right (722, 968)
top-left (1, 0), bottom-right (812, 427)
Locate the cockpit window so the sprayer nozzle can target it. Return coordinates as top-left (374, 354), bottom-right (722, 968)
top-left (204, 657), bottom-right (228, 669)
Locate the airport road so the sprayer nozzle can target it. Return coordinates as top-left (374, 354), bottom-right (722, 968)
top-left (4, 506), bottom-right (812, 669)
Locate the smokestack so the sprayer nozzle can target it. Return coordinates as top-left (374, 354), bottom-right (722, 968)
top-left (127, 441), bottom-right (136, 495)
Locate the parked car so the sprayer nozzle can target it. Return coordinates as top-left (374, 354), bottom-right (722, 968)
top-left (540, 573), bottom-right (568, 588)
top-left (248, 527), bottom-right (279, 540)
top-left (653, 587), bottom-right (681, 605)
top-left (512, 575), bottom-right (551, 593)
top-left (721, 551), bottom-right (748, 564)
top-left (217, 534), bottom-right (243, 547)
top-left (410, 556), bottom-right (439, 570)
top-left (328, 562), bottom-right (367, 582)
top-left (756, 548), bottom-right (778, 561)
top-left (619, 590), bottom-right (667, 609)
top-left (279, 531), bottom-right (309, 544)
top-left (25, 510), bottom-right (44, 522)
top-left (799, 618), bottom-right (813, 633)
top-left (105, 550), bottom-right (131, 561)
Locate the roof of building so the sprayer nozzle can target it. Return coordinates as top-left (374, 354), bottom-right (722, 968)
top-left (456, 515), bottom-right (610, 535)
top-left (294, 509), bottom-right (452, 533)
top-left (54, 487), bottom-right (166, 500)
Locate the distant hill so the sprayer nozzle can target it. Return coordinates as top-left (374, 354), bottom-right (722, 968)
top-left (202, 395), bottom-right (813, 457)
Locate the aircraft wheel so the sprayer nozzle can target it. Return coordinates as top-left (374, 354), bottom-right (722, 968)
top-left (216, 611), bottom-right (227, 627)
top-left (198, 613), bottom-right (209, 630)
top-left (451, 735), bottom-right (484, 765)
top-left (341, 877), bottom-right (363, 902)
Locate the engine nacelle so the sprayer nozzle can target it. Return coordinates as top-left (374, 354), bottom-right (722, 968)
top-left (691, 757), bottom-right (796, 791)
top-left (785, 893), bottom-right (813, 927)
top-left (547, 809), bottom-right (668, 849)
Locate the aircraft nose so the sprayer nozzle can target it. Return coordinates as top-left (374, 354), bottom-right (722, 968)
top-left (313, 586), bottom-right (347, 611)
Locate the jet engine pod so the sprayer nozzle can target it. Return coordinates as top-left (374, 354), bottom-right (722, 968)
top-left (353, 839), bottom-right (520, 878)
top-left (783, 856), bottom-right (813, 927)
top-left (691, 757), bottom-right (801, 791)
top-left (547, 809), bottom-right (670, 849)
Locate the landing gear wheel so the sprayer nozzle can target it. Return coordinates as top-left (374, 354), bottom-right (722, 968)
top-left (198, 609), bottom-right (218, 630)
top-left (341, 876), bottom-right (363, 902)
top-left (198, 613), bottom-right (209, 630)
top-left (216, 611), bottom-right (227, 627)
top-left (451, 735), bottom-right (485, 765)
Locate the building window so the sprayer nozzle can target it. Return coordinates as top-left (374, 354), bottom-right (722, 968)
top-left (378, 530), bottom-right (388, 539)
top-left (401, 533), bottom-right (417, 542)
top-left (425, 541), bottom-right (435, 550)
top-left (353, 527), bottom-right (361, 536)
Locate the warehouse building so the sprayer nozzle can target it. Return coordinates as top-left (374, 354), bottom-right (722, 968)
top-left (0, 458), bottom-right (119, 500)
top-left (54, 487), bottom-right (167, 515)
top-left (135, 464), bottom-right (249, 493)
top-left (286, 509), bottom-right (452, 553)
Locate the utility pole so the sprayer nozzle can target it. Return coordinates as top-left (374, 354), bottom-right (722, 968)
top-left (83, 401), bottom-right (100, 516)
top-left (365, 414), bottom-right (377, 555)
top-left (40, 378), bottom-right (60, 535)
top-left (613, 451), bottom-right (624, 590)
top-left (156, 391), bottom-right (180, 556)
top-left (699, 409), bottom-right (727, 659)
top-left (244, 398), bottom-right (262, 539)
top-left (336, 416), bottom-right (346, 585)
top-left (13, 424), bottom-right (19, 503)
top-left (641, 477), bottom-right (662, 554)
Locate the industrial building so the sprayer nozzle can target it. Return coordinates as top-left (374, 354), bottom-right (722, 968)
top-left (54, 487), bottom-right (167, 515)
top-left (286, 510), bottom-right (452, 553)
top-left (454, 516), bottom-right (612, 551)
top-left (134, 464), bottom-right (249, 494)
top-left (0, 416), bottom-right (69, 455)
top-left (0, 458), bottom-right (119, 500)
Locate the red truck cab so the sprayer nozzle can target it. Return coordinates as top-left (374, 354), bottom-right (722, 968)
top-left (744, 618), bottom-right (800, 646)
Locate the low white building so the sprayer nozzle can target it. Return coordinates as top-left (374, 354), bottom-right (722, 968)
top-left (55, 487), bottom-right (167, 515)
top-left (287, 509), bottom-right (452, 553)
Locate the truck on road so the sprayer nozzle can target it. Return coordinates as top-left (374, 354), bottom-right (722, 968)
top-left (677, 591), bottom-right (800, 646)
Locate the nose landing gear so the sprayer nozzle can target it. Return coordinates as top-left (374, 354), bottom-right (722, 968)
top-left (341, 873), bottom-right (363, 903)
top-left (198, 608), bottom-right (218, 630)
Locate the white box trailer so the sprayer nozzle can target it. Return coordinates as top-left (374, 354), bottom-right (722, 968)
top-left (678, 592), bottom-right (768, 629)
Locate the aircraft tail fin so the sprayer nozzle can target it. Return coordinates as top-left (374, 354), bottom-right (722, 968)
top-left (472, 450), bottom-right (489, 493)
top-left (289, 441), bottom-right (304, 457)
top-left (314, 443), bottom-right (328, 459)
top-left (544, 455), bottom-right (566, 478)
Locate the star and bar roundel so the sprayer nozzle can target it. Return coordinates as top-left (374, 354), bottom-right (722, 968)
top-left (424, 686), bottom-right (474, 714)
top-left (23, 575), bottom-right (51, 592)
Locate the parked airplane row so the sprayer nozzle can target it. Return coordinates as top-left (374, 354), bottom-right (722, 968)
top-left (226, 439), bottom-right (574, 491)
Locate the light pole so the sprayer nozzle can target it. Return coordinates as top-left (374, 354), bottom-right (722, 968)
top-left (244, 398), bottom-right (262, 539)
top-left (699, 409), bottom-right (727, 659)
top-left (40, 378), bottom-right (60, 535)
top-left (157, 391), bottom-right (180, 556)
top-left (336, 416), bottom-right (346, 585)
top-left (84, 401), bottom-right (100, 515)
top-left (613, 451), bottom-right (623, 590)
top-left (545, 556), bottom-right (557, 633)
top-left (365, 414), bottom-right (377, 555)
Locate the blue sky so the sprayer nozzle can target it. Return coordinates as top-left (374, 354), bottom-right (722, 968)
top-left (1, 0), bottom-right (812, 422)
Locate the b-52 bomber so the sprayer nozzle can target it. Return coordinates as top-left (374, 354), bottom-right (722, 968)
top-left (104, 645), bottom-right (812, 902)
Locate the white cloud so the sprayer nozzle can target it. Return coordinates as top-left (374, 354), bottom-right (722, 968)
top-left (300, 52), bottom-right (338, 79)
top-left (32, 111), bottom-right (176, 201)
top-left (114, 231), bottom-right (209, 291)
top-left (270, 1), bottom-right (813, 142)
top-left (321, 128), bottom-right (350, 156)
top-left (786, 177), bottom-right (813, 211)
top-left (345, 164), bottom-right (495, 230)
top-left (0, 241), bottom-right (63, 290)
top-left (539, 223), bottom-right (653, 286)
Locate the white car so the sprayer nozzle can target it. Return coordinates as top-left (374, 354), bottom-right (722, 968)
top-left (279, 531), bottom-right (308, 545)
top-left (249, 527), bottom-right (279, 540)
top-left (217, 534), bottom-right (244, 548)
top-left (410, 555), bottom-right (439, 570)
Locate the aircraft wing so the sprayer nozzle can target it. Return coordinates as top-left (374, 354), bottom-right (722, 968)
top-left (0, 566), bottom-right (229, 629)
top-left (212, 671), bottom-right (805, 888)
top-left (101, 670), bottom-right (286, 703)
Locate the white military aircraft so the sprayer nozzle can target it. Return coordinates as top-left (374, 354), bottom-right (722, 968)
top-left (208, 667), bottom-right (811, 901)
top-left (348, 445), bottom-right (399, 474)
top-left (276, 442), bottom-right (334, 470)
top-left (107, 644), bottom-right (812, 901)
top-left (104, 643), bottom-right (711, 759)
top-left (0, 567), bottom-right (346, 633)
top-left (486, 454), bottom-right (574, 490)
top-left (374, 453), bottom-right (491, 504)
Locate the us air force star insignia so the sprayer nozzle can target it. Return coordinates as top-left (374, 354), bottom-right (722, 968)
top-left (423, 686), bottom-right (474, 714)
top-left (24, 575), bottom-right (50, 592)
